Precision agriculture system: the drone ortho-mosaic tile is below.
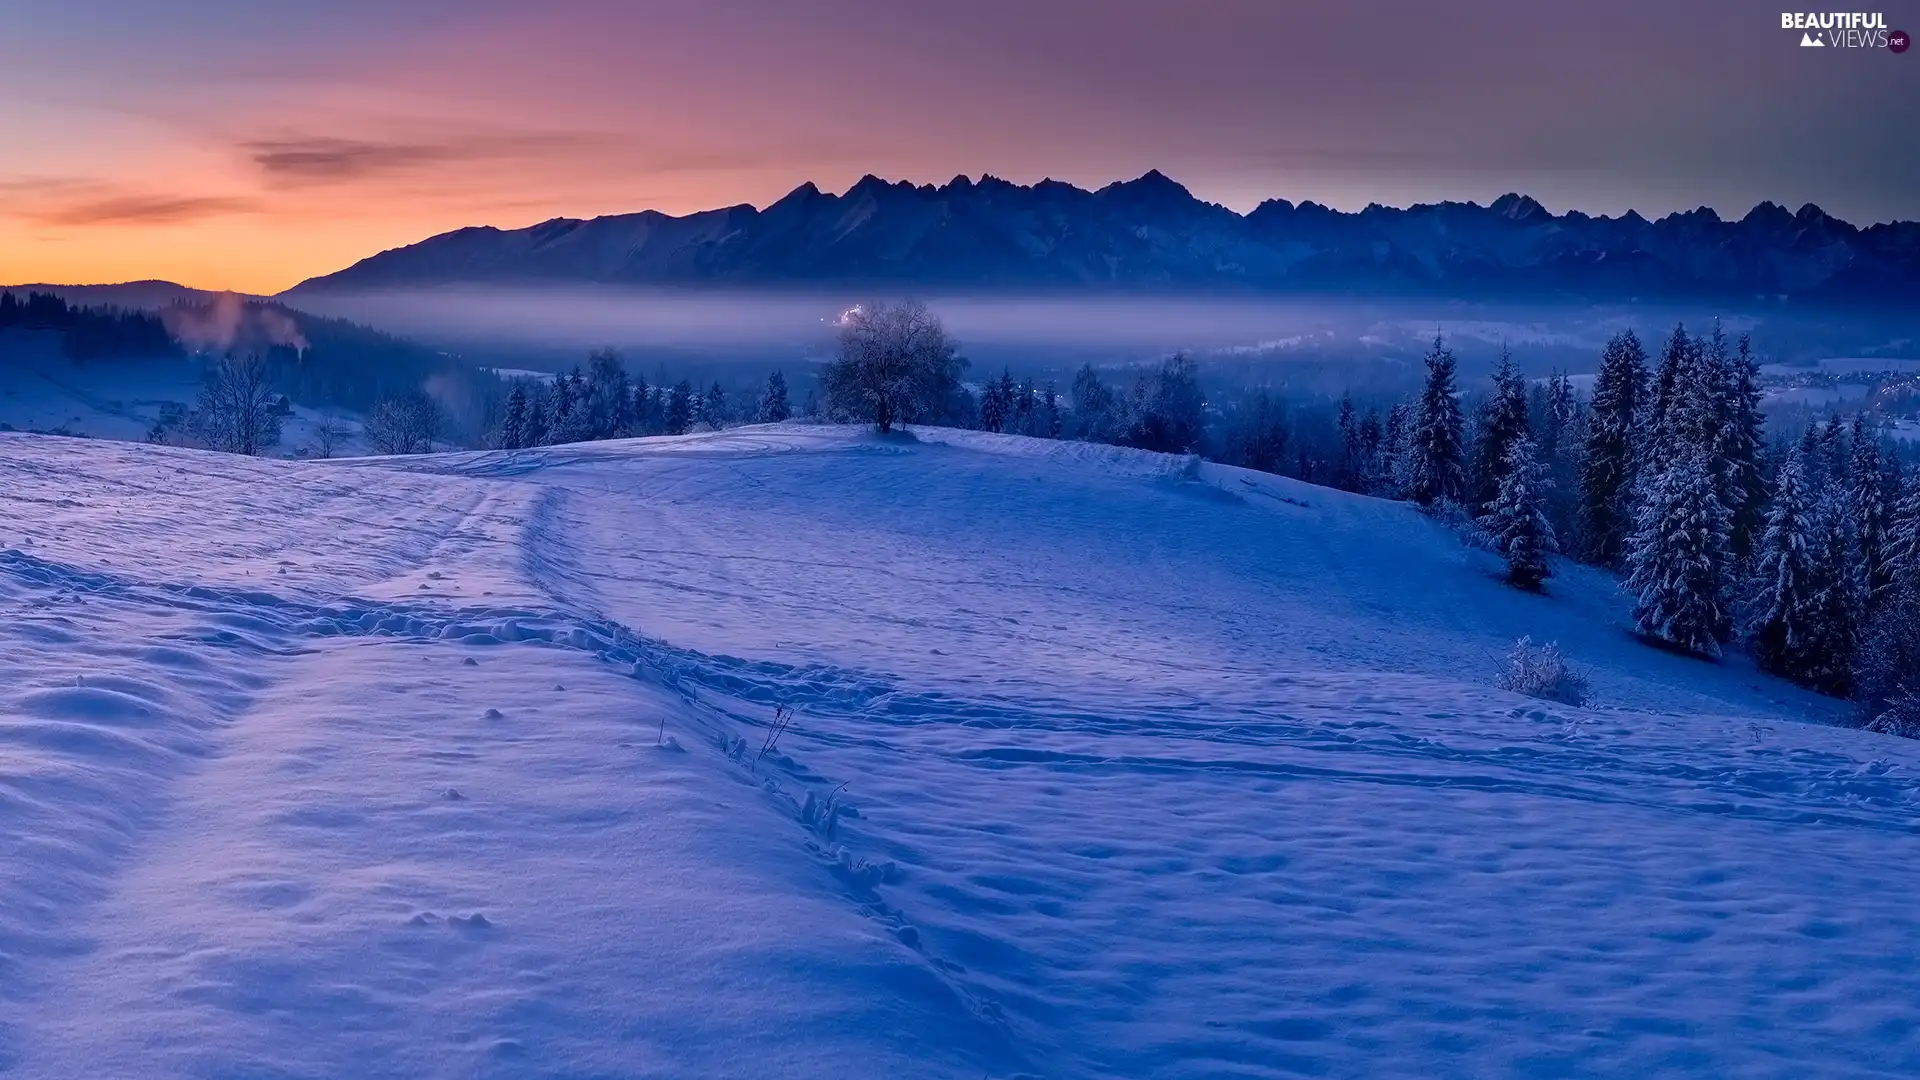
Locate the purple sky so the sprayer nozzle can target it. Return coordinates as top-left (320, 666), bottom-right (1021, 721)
top-left (1, 0), bottom-right (1914, 290)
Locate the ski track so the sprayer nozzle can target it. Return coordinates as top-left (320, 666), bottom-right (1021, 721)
top-left (4, 427), bottom-right (1920, 1078)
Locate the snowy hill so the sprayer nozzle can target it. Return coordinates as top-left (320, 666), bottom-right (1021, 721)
top-left (4, 425), bottom-right (1918, 1079)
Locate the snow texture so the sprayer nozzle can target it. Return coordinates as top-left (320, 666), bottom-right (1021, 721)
top-left (3, 423), bottom-right (1918, 1079)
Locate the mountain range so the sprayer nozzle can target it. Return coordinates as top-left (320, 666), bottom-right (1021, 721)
top-left (284, 172), bottom-right (1920, 304)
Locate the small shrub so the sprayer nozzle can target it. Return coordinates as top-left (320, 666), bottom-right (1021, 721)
top-left (1864, 690), bottom-right (1920, 740)
top-left (1496, 636), bottom-right (1591, 707)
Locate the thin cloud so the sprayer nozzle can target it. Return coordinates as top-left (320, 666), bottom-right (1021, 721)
top-left (244, 134), bottom-right (598, 187)
top-left (33, 194), bottom-right (259, 227)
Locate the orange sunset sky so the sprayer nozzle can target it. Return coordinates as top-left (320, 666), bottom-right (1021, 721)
top-left (2, 0), bottom-right (1914, 294)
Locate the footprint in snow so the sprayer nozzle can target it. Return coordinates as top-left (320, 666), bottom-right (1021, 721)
top-left (443, 788), bottom-right (465, 801)
top-left (451, 913), bottom-right (491, 930)
top-left (483, 708), bottom-right (504, 719)
top-left (462, 657), bottom-right (479, 666)
top-left (554, 684), bottom-right (565, 691)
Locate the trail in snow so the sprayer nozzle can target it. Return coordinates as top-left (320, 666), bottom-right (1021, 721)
top-left (4, 426), bottom-right (1920, 1079)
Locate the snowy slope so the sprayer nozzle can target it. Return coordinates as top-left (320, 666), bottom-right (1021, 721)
top-left (3, 425), bottom-right (1919, 1079)
top-left (0, 336), bottom-right (367, 456)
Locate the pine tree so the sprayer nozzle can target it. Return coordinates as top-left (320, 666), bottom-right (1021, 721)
top-left (1848, 414), bottom-right (1894, 607)
top-left (703, 381), bottom-right (729, 428)
top-left (1070, 364), bottom-right (1115, 441)
top-left (1467, 346), bottom-right (1530, 514)
top-left (1672, 322), bottom-right (1734, 481)
top-left (583, 349), bottom-right (631, 438)
top-left (499, 382), bottom-right (529, 449)
top-left (1408, 334), bottom-right (1465, 508)
top-left (546, 368), bottom-right (583, 444)
top-left (1043, 381), bottom-right (1062, 438)
top-left (1480, 437), bottom-right (1557, 591)
top-left (979, 370), bottom-right (1011, 433)
top-left (1805, 500), bottom-right (1862, 695)
top-left (1625, 450), bottom-right (1733, 656)
top-left (1888, 470), bottom-right (1920, 597)
top-left (1642, 324), bottom-right (1695, 471)
top-left (1748, 454), bottom-right (1820, 681)
top-left (1724, 334), bottom-right (1768, 566)
top-left (630, 374), bottom-right (654, 434)
top-left (1014, 377), bottom-right (1036, 435)
top-left (1547, 370), bottom-right (1577, 449)
top-left (1358, 407), bottom-right (1385, 493)
top-left (1818, 415), bottom-right (1848, 489)
top-left (759, 370), bottom-right (791, 422)
top-left (523, 384), bottom-right (549, 446)
top-left (665, 379), bottom-right (693, 435)
top-left (1336, 394), bottom-right (1362, 492)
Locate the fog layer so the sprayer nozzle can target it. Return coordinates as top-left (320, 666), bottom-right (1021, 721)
top-left (284, 288), bottom-right (1920, 390)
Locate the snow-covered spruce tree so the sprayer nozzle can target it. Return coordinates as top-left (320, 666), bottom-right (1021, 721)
top-left (1849, 414), bottom-right (1894, 607)
top-left (702, 381), bottom-right (729, 428)
top-left (978, 370), bottom-right (1010, 433)
top-left (1641, 324), bottom-right (1695, 472)
top-left (583, 350), bottom-right (631, 438)
top-left (629, 374), bottom-right (653, 434)
top-left (545, 366), bottom-right (583, 443)
top-left (1014, 377), bottom-right (1037, 435)
top-left (1816, 415), bottom-right (1849, 491)
top-left (1804, 498), bottom-right (1863, 696)
top-left (1070, 363), bottom-right (1116, 442)
top-left (498, 382), bottom-right (529, 449)
top-left (1335, 394), bottom-right (1362, 492)
top-left (1043, 381), bottom-right (1062, 438)
top-left (1479, 437), bottom-right (1556, 591)
top-left (1747, 454), bottom-right (1821, 682)
top-left (1408, 334), bottom-right (1465, 508)
top-left (1624, 450), bottom-right (1733, 656)
top-left (1723, 334), bottom-right (1769, 567)
top-left (1222, 391), bottom-right (1289, 474)
top-left (1855, 583), bottom-right (1920, 735)
top-left (821, 299), bottom-right (966, 434)
top-left (521, 383), bottom-right (549, 446)
top-left (1467, 346), bottom-right (1530, 515)
top-left (1123, 353), bottom-right (1205, 455)
top-left (664, 379), bottom-right (693, 435)
top-left (759, 370), bottom-right (791, 423)
top-left (1887, 469), bottom-right (1920, 597)
top-left (995, 371), bottom-right (1019, 430)
top-left (1358, 406), bottom-right (1386, 493)
top-left (1381, 401), bottom-right (1414, 497)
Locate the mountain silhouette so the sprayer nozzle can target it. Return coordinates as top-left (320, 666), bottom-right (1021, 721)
top-left (286, 173), bottom-right (1920, 304)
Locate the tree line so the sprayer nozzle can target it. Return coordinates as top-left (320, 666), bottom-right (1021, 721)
top-left (1390, 324), bottom-right (1920, 733)
top-left (489, 350), bottom-right (796, 450)
top-left (0, 291), bottom-right (179, 361)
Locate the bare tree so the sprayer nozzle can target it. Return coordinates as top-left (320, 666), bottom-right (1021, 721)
top-left (365, 390), bottom-right (442, 455)
top-left (309, 409), bottom-right (346, 459)
top-left (188, 353), bottom-right (281, 456)
top-left (822, 300), bottom-right (965, 433)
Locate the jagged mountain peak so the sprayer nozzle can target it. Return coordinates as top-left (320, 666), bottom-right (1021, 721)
top-left (282, 172), bottom-right (1918, 304)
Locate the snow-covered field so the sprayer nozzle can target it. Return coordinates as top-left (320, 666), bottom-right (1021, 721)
top-left (3, 424), bottom-right (1918, 1079)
